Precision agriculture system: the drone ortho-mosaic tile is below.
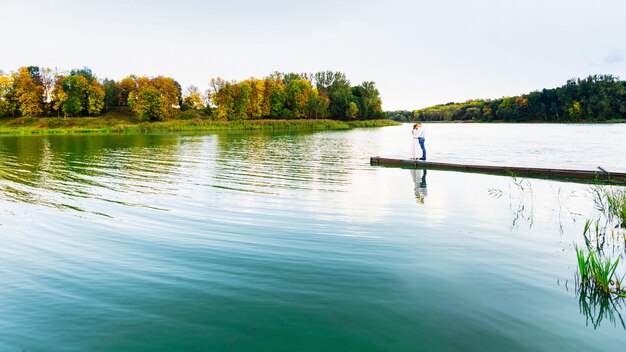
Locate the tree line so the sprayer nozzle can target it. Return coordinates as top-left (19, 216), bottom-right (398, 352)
top-left (387, 75), bottom-right (626, 122)
top-left (0, 67), bottom-right (384, 121)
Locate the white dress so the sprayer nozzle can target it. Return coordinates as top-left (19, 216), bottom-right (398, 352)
top-left (409, 129), bottom-right (421, 159)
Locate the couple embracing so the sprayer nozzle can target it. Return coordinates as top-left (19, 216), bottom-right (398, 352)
top-left (410, 122), bottom-right (426, 161)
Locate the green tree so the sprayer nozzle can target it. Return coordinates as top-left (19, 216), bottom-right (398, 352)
top-left (285, 79), bottom-right (315, 118)
top-left (269, 82), bottom-right (286, 118)
top-left (232, 81), bottom-right (251, 120)
top-left (103, 79), bottom-right (121, 110)
top-left (352, 81), bottom-right (383, 119)
top-left (51, 72), bottom-right (105, 117)
top-left (346, 101), bottom-right (359, 119)
top-left (59, 75), bottom-right (89, 116)
top-left (307, 91), bottom-right (329, 119)
top-left (70, 67), bottom-right (96, 82)
top-left (496, 98), bottom-right (516, 120)
top-left (327, 74), bottom-right (353, 119)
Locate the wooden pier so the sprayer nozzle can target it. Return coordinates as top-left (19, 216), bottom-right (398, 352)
top-left (370, 157), bottom-right (626, 185)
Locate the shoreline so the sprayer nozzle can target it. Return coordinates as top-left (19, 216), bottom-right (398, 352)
top-left (0, 117), bottom-right (400, 136)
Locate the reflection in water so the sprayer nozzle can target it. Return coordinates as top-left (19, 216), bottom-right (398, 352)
top-left (0, 131), bottom-right (358, 215)
top-left (410, 169), bottom-right (427, 204)
top-left (213, 131), bottom-right (354, 193)
top-left (0, 134), bottom-right (184, 215)
top-left (490, 179), bottom-right (586, 234)
top-left (579, 287), bottom-right (626, 330)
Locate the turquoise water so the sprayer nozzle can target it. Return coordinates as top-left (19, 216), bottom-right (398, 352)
top-left (1, 124), bottom-right (625, 351)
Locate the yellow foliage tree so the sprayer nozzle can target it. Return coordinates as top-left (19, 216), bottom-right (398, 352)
top-left (12, 67), bottom-right (44, 117)
top-left (0, 74), bottom-right (13, 117)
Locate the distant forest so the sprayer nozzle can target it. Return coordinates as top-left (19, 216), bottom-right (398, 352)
top-left (0, 67), bottom-right (384, 121)
top-left (387, 75), bottom-right (626, 122)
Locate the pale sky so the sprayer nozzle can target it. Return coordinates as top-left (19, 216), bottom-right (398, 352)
top-left (1, 0), bottom-right (626, 110)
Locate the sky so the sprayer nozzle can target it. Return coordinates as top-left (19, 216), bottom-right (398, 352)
top-left (1, 0), bottom-right (626, 110)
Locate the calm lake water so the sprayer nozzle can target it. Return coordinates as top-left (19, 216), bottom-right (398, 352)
top-left (1, 123), bottom-right (625, 351)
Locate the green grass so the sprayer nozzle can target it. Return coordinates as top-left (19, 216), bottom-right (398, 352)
top-left (344, 120), bottom-right (399, 128)
top-left (0, 112), bottom-right (399, 136)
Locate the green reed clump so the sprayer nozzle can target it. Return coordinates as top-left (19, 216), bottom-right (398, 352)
top-left (576, 185), bottom-right (626, 298)
top-left (575, 245), bottom-right (624, 297)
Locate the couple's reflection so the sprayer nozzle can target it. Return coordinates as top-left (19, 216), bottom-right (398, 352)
top-left (410, 169), bottom-right (428, 204)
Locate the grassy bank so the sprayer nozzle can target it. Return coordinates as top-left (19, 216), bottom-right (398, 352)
top-left (0, 113), bottom-right (399, 136)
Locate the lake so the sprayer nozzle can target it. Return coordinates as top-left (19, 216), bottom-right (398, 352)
top-left (1, 123), bottom-right (625, 351)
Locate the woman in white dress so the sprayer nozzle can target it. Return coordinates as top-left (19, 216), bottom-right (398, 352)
top-left (410, 123), bottom-right (426, 160)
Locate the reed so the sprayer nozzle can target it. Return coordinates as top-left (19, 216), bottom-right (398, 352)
top-left (575, 245), bottom-right (624, 297)
top-left (576, 245), bottom-right (590, 285)
top-left (591, 186), bottom-right (626, 228)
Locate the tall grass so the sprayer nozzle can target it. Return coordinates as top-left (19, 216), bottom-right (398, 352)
top-left (0, 117), bottom-right (399, 136)
top-left (590, 186), bottom-right (626, 228)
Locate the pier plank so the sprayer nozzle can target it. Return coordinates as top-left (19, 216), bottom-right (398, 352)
top-left (370, 157), bottom-right (626, 184)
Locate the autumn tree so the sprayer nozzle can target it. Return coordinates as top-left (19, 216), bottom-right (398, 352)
top-left (129, 86), bottom-right (168, 121)
top-left (0, 74), bottom-right (14, 117)
top-left (245, 79), bottom-right (265, 119)
top-left (124, 75), bottom-right (181, 120)
top-left (86, 80), bottom-right (105, 115)
top-left (12, 67), bottom-right (45, 117)
top-left (181, 85), bottom-right (204, 111)
top-left (211, 81), bottom-right (234, 121)
top-left (149, 76), bottom-right (181, 115)
top-left (119, 76), bottom-right (138, 106)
